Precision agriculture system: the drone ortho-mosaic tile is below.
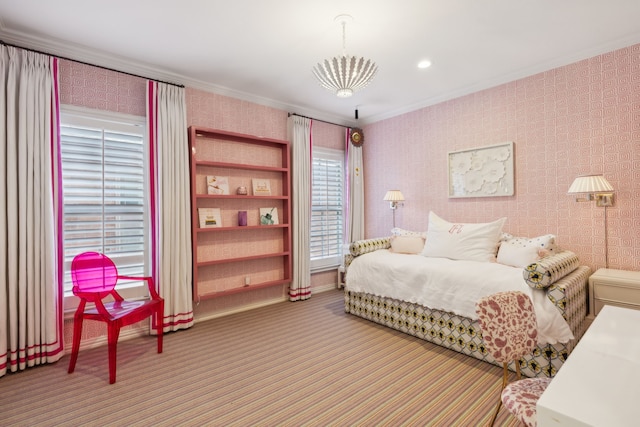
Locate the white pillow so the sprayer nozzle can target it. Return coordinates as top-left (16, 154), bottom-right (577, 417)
top-left (497, 234), bottom-right (557, 268)
top-left (420, 212), bottom-right (506, 262)
top-left (389, 235), bottom-right (425, 254)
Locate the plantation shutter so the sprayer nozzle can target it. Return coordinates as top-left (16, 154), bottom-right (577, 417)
top-left (311, 147), bottom-right (344, 270)
top-left (60, 113), bottom-right (147, 291)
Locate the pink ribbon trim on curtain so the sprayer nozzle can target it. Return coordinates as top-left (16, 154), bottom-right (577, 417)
top-left (50, 56), bottom-right (64, 359)
top-left (146, 81), bottom-right (160, 330)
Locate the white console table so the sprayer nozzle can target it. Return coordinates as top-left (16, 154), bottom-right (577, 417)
top-left (537, 305), bottom-right (640, 426)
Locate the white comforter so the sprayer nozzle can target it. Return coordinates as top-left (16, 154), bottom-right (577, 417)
top-left (345, 250), bottom-right (574, 345)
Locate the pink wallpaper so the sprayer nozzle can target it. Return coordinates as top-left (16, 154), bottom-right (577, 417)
top-left (59, 60), bottom-right (146, 115)
top-left (311, 120), bottom-right (347, 151)
top-left (59, 68), bottom-right (343, 318)
top-left (364, 43), bottom-right (640, 273)
top-left (186, 88), bottom-right (288, 140)
top-left (57, 41), bottom-right (640, 321)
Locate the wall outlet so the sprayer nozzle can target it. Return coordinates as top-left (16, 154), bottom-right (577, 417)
top-left (244, 276), bottom-right (250, 286)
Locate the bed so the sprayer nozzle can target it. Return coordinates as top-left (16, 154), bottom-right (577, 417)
top-left (343, 231), bottom-right (590, 379)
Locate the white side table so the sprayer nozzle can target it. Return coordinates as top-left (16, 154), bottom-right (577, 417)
top-left (537, 305), bottom-right (640, 426)
top-left (588, 268), bottom-right (640, 317)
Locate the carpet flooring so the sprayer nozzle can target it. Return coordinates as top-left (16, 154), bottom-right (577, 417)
top-left (0, 289), bottom-right (520, 426)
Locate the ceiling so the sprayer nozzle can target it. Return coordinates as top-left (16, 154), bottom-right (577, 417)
top-left (1, 0), bottom-right (640, 126)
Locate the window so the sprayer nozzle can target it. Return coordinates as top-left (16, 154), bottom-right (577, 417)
top-left (311, 147), bottom-right (345, 271)
top-left (60, 107), bottom-right (148, 296)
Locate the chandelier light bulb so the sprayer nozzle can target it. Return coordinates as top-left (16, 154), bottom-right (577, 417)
top-left (337, 88), bottom-right (353, 98)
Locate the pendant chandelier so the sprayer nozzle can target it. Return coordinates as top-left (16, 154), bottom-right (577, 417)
top-left (312, 15), bottom-right (378, 98)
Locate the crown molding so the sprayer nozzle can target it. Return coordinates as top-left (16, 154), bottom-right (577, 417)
top-left (363, 32), bottom-right (640, 124)
top-left (0, 25), bottom-right (354, 128)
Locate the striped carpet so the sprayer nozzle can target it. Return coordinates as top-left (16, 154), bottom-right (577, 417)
top-left (0, 289), bottom-right (520, 426)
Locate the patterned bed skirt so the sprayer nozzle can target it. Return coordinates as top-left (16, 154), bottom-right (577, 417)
top-left (344, 266), bottom-right (591, 378)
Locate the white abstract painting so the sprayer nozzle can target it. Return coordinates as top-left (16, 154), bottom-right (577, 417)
top-left (448, 142), bottom-right (514, 198)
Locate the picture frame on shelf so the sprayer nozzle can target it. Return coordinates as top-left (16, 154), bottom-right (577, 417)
top-left (259, 207), bottom-right (279, 225)
top-left (252, 178), bottom-right (271, 196)
top-left (207, 176), bottom-right (229, 195)
top-left (198, 207), bottom-right (222, 228)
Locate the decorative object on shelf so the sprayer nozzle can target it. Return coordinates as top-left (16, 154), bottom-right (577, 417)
top-left (207, 176), bottom-right (229, 195)
top-left (312, 14), bottom-right (378, 98)
top-left (383, 190), bottom-right (405, 228)
top-left (238, 211), bottom-right (247, 226)
top-left (350, 128), bottom-right (364, 147)
top-left (448, 142), bottom-right (514, 198)
top-left (236, 186), bottom-right (248, 195)
top-left (568, 174), bottom-right (615, 268)
top-left (252, 178), bottom-right (271, 196)
top-left (260, 207), bottom-right (279, 225)
top-left (198, 208), bottom-right (222, 228)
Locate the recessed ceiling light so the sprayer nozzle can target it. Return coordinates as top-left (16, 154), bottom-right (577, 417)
top-left (418, 60), bottom-right (432, 69)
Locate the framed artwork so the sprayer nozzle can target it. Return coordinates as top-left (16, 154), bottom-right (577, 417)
top-left (198, 208), bottom-right (222, 228)
top-left (448, 142), bottom-right (514, 198)
top-left (259, 207), bottom-right (279, 225)
top-left (252, 179), bottom-right (271, 196)
top-left (207, 176), bottom-right (229, 195)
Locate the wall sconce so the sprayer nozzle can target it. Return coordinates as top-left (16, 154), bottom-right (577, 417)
top-left (567, 174), bottom-right (615, 268)
top-left (383, 190), bottom-right (405, 227)
top-left (567, 174), bottom-right (614, 207)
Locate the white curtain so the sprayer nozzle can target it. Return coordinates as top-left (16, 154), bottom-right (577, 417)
top-left (147, 81), bottom-right (193, 332)
top-left (0, 46), bottom-right (63, 377)
top-left (288, 116), bottom-right (312, 301)
top-left (347, 130), bottom-right (365, 242)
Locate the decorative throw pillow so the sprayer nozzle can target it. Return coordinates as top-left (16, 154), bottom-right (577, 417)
top-left (389, 235), bottom-right (425, 254)
top-left (391, 227), bottom-right (427, 238)
top-left (497, 234), bottom-right (557, 268)
top-left (420, 211), bottom-right (506, 262)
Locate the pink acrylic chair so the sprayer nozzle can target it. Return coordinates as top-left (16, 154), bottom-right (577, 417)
top-left (475, 291), bottom-right (552, 427)
top-left (67, 252), bottom-right (164, 384)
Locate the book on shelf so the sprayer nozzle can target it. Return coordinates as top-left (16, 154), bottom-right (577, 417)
top-left (198, 208), bottom-right (222, 228)
top-left (252, 179), bottom-right (271, 196)
top-left (207, 176), bottom-right (229, 195)
top-left (259, 207), bottom-right (279, 225)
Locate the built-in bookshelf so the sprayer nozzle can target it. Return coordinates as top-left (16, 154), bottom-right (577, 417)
top-left (188, 126), bottom-right (292, 300)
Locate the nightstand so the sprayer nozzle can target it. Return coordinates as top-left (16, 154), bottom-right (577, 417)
top-left (337, 265), bottom-right (346, 289)
top-left (589, 268), bottom-right (640, 317)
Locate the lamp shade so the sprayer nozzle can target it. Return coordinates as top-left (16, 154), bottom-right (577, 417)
top-left (383, 190), bottom-right (405, 202)
top-left (567, 175), bottom-right (614, 194)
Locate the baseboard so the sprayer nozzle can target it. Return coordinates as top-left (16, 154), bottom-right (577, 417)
top-left (312, 283), bottom-right (340, 294)
top-left (195, 283), bottom-right (340, 324)
top-left (195, 297), bottom-right (285, 323)
top-left (69, 327), bottom-right (148, 355)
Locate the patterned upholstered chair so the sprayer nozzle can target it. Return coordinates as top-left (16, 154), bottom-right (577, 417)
top-left (475, 291), bottom-right (552, 426)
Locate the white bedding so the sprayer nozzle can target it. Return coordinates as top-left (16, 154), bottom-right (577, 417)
top-left (345, 249), bottom-right (574, 345)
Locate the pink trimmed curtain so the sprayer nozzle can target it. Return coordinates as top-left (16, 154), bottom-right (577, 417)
top-left (147, 81), bottom-right (193, 332)
top-left (288, 116), bottom-right (312, 301)
top-left (0, 46), bottom-right (64, 377)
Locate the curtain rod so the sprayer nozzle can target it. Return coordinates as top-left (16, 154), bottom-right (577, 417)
top-left (288, 112), bottom-right (352, 129)
top-left (1, 39), bottom-right (184, 88)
